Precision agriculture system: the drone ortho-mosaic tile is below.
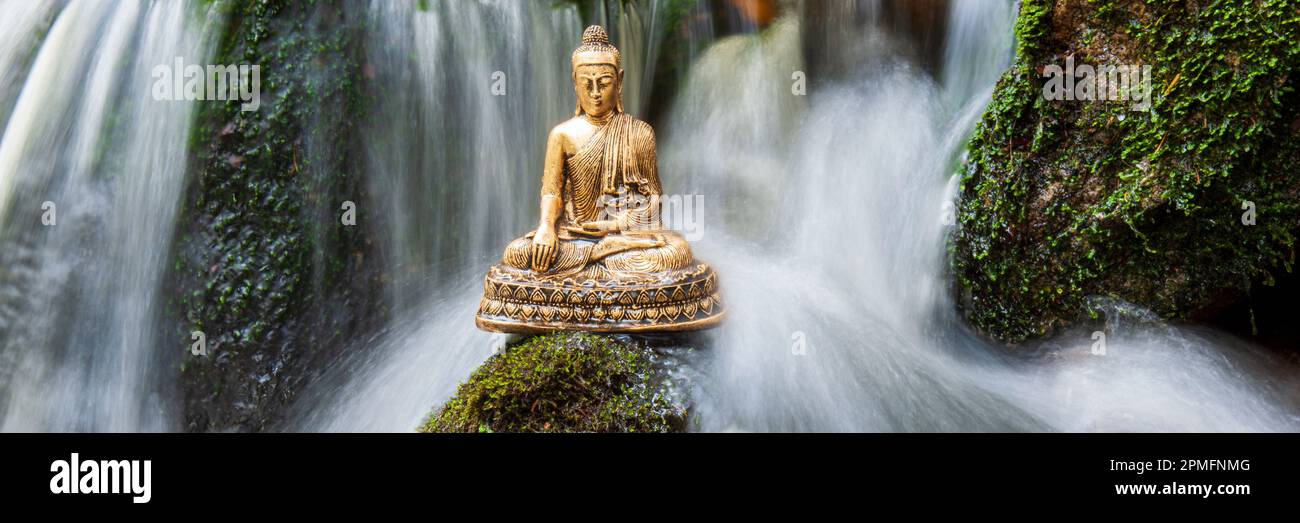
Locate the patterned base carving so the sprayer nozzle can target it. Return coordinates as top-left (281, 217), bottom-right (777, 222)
top-left (475, 262), bottom-right (725, 334)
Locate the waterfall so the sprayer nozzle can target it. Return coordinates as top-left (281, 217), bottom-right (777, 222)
top-left (0, 1), bottom-right (221, 431)
top-left (288, 0), bottom-right (586, 431)
top-left (288, 0), bottom-right (777, 432)
top-left (659, 0), bottom-right (1299, 431)
top-left (291, 0), bottom-right (1298, 432)
top-left (939, 0), bottom-right (1015, 107)
top-left (1, 1), bottom-right (1289, 433)
top-left (660, 4), bottom-right (1019, 430)
top-left (286, 0), bottom-right (750, 432)
top-left (0, 0), bottom-right (62, 132)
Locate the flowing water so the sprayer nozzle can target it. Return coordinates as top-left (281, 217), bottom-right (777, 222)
top-left (660, 1), bottom-right (1296, 432)
top-left (0, 0), bottom-right (222, 431)
top-left (291, 0), bottom-right (1299, 432)
top-left (0, 1), bottom-right (1295, 432)
top-left (286, 0), bottom-right (587, 431)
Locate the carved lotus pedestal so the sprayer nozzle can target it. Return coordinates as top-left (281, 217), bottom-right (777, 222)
top-left (475, 262), bottom-right (725, 334)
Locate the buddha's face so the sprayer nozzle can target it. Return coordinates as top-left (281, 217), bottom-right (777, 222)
top-left (574, 64), bottom-right (621, 117)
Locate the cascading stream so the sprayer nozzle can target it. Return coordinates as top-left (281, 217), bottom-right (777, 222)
top-left (0, 0), bottom-right (63, 133)
top-left (296, 0), bottom-right (1298, 432)
top-left (664, 1), bottom-right (1298, 431)
top-left (0, 0), bottom-right (221, 431)
top-left (287, 0), bottom-right (588, 431)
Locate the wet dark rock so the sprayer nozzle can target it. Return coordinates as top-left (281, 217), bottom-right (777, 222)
top-left (170, 0), bottom-right (384, 431)
top-left (953, 0), bottom-right (1300, 344)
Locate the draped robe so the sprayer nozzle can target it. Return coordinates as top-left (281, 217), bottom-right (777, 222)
top-left (503, 113), bottom-right (692, 277)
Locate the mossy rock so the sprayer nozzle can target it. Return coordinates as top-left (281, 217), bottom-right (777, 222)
top-left (172, 0), bottom-right (381, 431)
top-left (954, 0), bottom-right (1300, 343)
top-left (421, 333), bottom-right (688, 433)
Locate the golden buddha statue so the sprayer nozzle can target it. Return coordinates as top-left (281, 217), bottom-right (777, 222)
top-left (476, 25), bottom-right (724, 334)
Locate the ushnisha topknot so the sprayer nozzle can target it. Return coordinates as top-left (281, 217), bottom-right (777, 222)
top-left (582, 25), bottom-right (608, 45)
top-left (572, 25), bottom-right (620, 69)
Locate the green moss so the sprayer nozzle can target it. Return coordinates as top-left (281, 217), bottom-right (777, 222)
top-left (421, 333), bottom-right (686, 433)
top-left (171, 0), bottom-right (378, 431)
top-left (1012, 0), bottom-right (1052, 60)
top-left (954, 0), bottom-right (1300, 343)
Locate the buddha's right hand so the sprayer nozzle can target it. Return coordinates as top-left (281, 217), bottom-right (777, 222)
top-left (531, 227), bottom-right (558, 272)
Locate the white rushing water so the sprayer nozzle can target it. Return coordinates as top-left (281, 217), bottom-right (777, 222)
top-left (0, 0), bottom-right (221, 431)
top-left (291, 0), bottom-right (1298, 432)
top-left (288, 0), bottom-right (587, 430)
top-left (0, 0), bottom-right (62, 133)
top-left (661, 0), bottom-right (1297, 431)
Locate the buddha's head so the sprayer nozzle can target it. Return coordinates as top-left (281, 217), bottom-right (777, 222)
top-left (572, 25), bottom-right (623, 118)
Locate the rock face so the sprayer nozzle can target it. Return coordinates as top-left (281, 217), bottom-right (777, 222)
top-left (172, 0), bottom-right (382, 431)
top-left (954, 0), bottom-right (1300, 343)
top-left (421, 333), bottom-right (688, 433)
